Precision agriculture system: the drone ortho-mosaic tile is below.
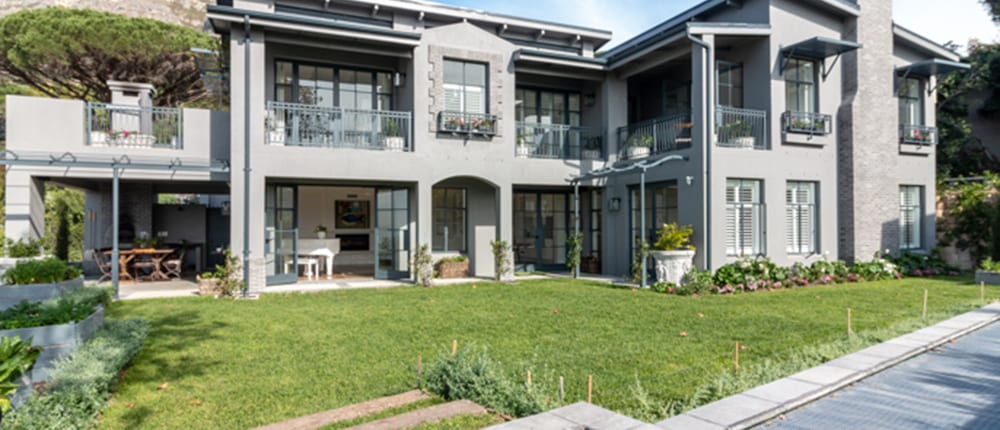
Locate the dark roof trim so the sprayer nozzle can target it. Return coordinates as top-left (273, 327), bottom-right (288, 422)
top-left (206, 4), bottom-right (421, 40)
top-left (599, 0), bottom-right (728, 63)
top-left (895, 59), bottom-right (970, 77)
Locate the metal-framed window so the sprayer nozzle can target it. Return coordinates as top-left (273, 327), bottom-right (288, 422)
top-left (432, 188), bottom-right (467, 252)
top-left (784, 58), bottom-right (817, 113)
top-left (628, 182), bottom-right (679, 249)
top-left (899, 185), bottom-right (923, 250)
top-left (443, 60), bottom-right (487, 114)
top-left (274, 60), bottom-right (393, 110)
top-left (515, 88), bottom-right (581, 126)
top-left (589, 189), bottom-right (602, 258)
top-left (786, 181), bottom-right (817, 254)
top-left (717, 61), bottom-right (744, 108)
top-left (898, 77), bottom-right (923, 126)
top-left (726, 179), bottom-right (765, 256)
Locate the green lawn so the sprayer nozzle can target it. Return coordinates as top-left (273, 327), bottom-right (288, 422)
top-left (99, 276), bottom-right (997, 429)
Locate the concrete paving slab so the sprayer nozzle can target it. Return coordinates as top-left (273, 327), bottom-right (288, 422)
top-left (855, 341), bottom-right (922, 359)
top-left (742, 378), bottom-right (822, 405)
top-left (882, 336), bottom-right (931, 349)
top-left (549, 402), bottom-right (618, 424)
top-left (486, 413), bottom-right (579, 430)
top-left (787, 364), bottom-right (859, 386)
top-left (655, 413), bottom-right (726, 430)
top-left (686, 394), bottom-right (778, 427)
top-left (344, 400), bottom-right (485, 430)
top-left (824, 351), bottom-right (891, 372)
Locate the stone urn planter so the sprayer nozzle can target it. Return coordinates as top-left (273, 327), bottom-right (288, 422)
top-left (582, 149), bottom-right (602, 160)
top-left (627, 146), bottom-right (650, 159)
top-left (650, 250), bottom-right (696, 285)
top-left (732, 136), bottom-right (756, 149)
top-left (382, 136), bottom-right (406, 152)
top-left (516, 144), bottom-right (533, 158)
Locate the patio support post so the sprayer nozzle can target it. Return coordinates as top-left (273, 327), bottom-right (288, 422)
top-left (640, 168), bottom-right (647, 289)
top-left (241, 15), bottom-right (251, 297)
top-left (573, 183), bottom-right (580, 279)
top-left (112, 165), bottom-right (120, 299)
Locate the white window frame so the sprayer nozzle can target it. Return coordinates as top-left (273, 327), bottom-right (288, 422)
top-left (899, 185), bottom-right (923, 250)
top-left (726, 179), bottom-right (765, 256)
top-left (786, 181), bottom-right (817, 254)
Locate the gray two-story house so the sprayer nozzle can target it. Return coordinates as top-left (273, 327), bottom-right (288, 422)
top-left (3, 0), bottom-right (966, 290)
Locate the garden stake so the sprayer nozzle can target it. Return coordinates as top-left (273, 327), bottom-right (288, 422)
top-left (847, 308), bottom-right (852, 336)
top-left (527, 369), bottom-right (532, 388)
top-left (587, 375), bottom-right (593, 403)
top-left (451, 339), bottom-right (457, 356)
top-left (923, 289), bottom-right (928, 319)
top-left (417, 354), bottom-right (422, 387)
top-left (734, 341), bottom-right (740, 376)
top-left (982, 281), bottom-right (986, 303)
top-left (559, 376), bottom-right (565, 404)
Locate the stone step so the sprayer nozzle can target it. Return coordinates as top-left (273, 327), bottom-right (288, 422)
top-left (343, 400), bottom-right (488, 430)
top-left (253, 389), bottom-right (431, 430)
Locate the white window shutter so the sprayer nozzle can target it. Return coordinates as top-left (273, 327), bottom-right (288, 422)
top-left (444, 84), bottom-right (463, 112)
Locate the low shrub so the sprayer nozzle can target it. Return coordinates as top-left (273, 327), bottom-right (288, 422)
top-left (0, 288), bottom-right (111, 330)
top-left (652, 223), bottom-right (694, 251)
top-left (423, 344), bottom-right (545, 418)
top-left (5, 239), bottom-right (43, 259)
top-left (4, 258), bottom-right (82, 285)
top-left (2, 319), bottom-right (150, 429)
top-left (1, 336), bottom-right (41, 415)
top-left (980, 257), bottom-right (1000, 272)
top-left (888, 249), bottom-right (958, 277)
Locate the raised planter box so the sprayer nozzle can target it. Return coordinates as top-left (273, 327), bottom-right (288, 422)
top-left (0, 276), bottom-right (85, 310)
top-left (975, 271), bottom-right (1000, 285)
top-left (581, 257), bottom-right (601, 274)
top-left (436, 260), bottom-right (469, 279)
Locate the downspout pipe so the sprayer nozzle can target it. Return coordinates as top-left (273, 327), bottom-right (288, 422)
top-left (242, 15), bottom-right (251, 296)
top-left (687, 32), bottom-right (712, 271)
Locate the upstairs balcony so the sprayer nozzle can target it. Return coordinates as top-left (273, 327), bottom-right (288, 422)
top-left (899, 124), bottom-right (936, 146)
top-left (266, 101), bottom-right (412, 151)
top-left (716, 106), bottom-right (768, 150)
top-left (515, 122), bottom-right (604, 160)
top-left (87, 102), bottom-right (183, 149)
top-left (617, 112), bottom-right (693, 160)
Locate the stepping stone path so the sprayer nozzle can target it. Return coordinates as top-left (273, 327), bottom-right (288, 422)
top-left (253, 390), bottom-right (489, 430)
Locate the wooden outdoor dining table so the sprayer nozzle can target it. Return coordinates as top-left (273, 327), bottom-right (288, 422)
top-left (104, 248), bottom-right (175, 282)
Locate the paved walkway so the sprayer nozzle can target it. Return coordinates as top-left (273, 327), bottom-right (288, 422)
top-left (759, 320), bottom-right (1000, 430)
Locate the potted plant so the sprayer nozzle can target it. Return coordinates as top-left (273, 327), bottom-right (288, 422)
top-left (649, 223), bottom-right (696, 285)
top-left (582, 137), bottom-right (602, 160)
top-left (721, 120), bottom-right (755, 148)
top-left (314, 225), bottom-right (328, 239)
top-left (626, 134), bottom-right (653, 159)
top-left (581, 252), bottom-right (601, 274)
top-left (381, 120), bottom-right (406, 152)
top-left (471, 118), bottom-right (493, 134)
top-left (443, 116), bottom-right (465, 132)
top-left (435, 255), bottom-right (469, 279)
top-left (516, 134), bottom-right (533, 158)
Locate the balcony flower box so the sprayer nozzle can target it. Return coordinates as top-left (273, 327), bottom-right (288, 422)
top-left (435, 256), bottom-right (469, 279)
top-left (732, 136), bottom-right (756, 149)
top-left (382, 136), bottom-right (406, 152)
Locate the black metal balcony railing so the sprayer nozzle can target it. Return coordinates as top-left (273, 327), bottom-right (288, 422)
top-left (899, 124), bottom-right (936, 146)
top-left (515, 122), bottom-right (604, 160)
top-left (716, 106), bottom-right (768, 150)
top-left (782, 111), bottom-right (832, 135)
top-left (266, 101), bottom-right (412, 151)
top-left (438, 111), bottom-right (498, 136)
top-left (86, 102), bottom-right (182, 149)
top-left (616, 112), bottom-right (693, 160)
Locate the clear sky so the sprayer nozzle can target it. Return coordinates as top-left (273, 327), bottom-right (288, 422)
top-left (432, 0), bottom-right (999, 54)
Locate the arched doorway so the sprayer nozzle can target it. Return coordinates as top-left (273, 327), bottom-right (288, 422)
top-left (432, 176), bottom-right (499, 278)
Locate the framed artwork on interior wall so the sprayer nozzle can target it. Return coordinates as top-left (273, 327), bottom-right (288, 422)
top-left (335, 200), bottom-right (370, 229)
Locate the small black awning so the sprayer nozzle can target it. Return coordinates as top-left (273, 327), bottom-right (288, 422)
top-left (781, 36), bottom-right (862, 60)
top-left (895, 59), bottom-right (970, 77)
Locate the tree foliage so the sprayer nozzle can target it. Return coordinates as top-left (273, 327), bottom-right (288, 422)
top-left (938, 173), bottom-right (1000, 263)
top-left (935, 42), bottom-right (1000, 177)
top-left (984, 0), bottom-right (1000, 23)
top-left (0, 7), bottom-right (217, 106)
top-left (43, 186), bottom-right (84, 262)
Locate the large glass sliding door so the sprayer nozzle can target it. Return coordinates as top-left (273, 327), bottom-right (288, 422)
top-left (266, 184), bottom-right (298, 285)
top-left (513, 192), bottom-right (570, 269)
top-left (375, 188), bottom-right (410, 279)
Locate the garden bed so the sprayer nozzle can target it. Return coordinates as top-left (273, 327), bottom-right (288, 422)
top-left (0, 305), bottom-right (104, 349)
top-left (975, 270), bottom-right (1000, 285)
top-left (0, 276), bottom-right (84, 310)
